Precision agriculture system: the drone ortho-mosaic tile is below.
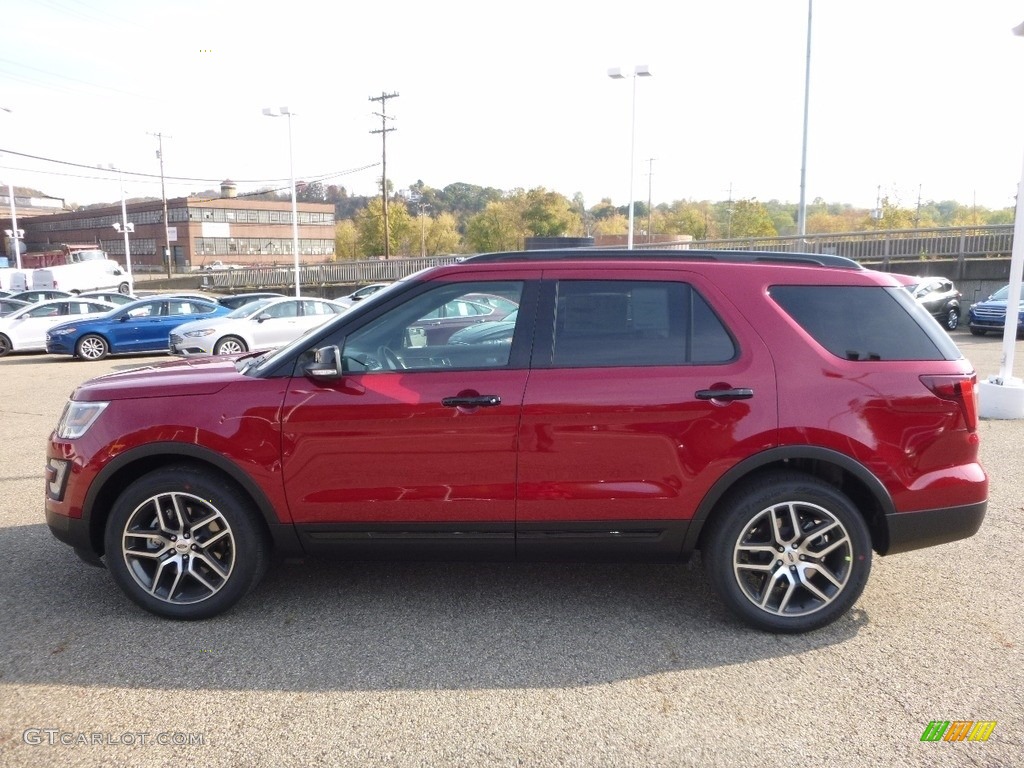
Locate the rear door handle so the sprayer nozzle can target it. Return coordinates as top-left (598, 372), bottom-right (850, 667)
top-left (695, 388), bottom-right (754, 401)
top-left (442, 395), bottom-right (502, 408)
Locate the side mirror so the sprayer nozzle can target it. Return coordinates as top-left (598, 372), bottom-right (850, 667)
top-left (305, 345), bottom-right (343, 379)
top-left (256, 313), bottom-right (271, 323)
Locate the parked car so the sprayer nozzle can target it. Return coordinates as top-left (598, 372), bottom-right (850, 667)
top-left (78, 291), bottom-right (138, 306)
top-left (217, 292), bottom-right (284, 310)
top-left (170, 297), bottom-right (345, 356)
top-left (44, 250), bottom-right (986, 633)
top-left (337, 282), bottom-right (391, 305)
top-left (0, 298), bottom-right (29, 317)
top-left (891, 274), bottom-right (961, 330)
top-left (196, 260), bottom-right (241, 272)
top-left (8, 289), bottom-right (72, 304)
top-left (0, 298), bottom-right (116, 357)
top-left (45, 296), bottom-right (230, 360)
top-left (448, 309), bottom-right (518, 346)
top-left (409, 295), bottom-right (516, 345)
top-left (968, 283), bottom-right (1024, 337)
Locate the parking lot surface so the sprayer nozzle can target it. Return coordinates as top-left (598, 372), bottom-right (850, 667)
top-left (0, 331), bottom-right (1021, 767)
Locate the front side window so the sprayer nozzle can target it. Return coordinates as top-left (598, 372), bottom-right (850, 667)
top-left (550, 280), bottom-right (735, 367)
top-left (340, 281), bottom-right (524, 372)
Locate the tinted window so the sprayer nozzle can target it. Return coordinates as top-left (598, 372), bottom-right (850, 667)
top-left (770, 285), bottom-right (960, 361)
top-left (551, 281), bottom-right (735, 367)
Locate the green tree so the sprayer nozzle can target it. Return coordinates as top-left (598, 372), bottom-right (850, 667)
top-left (426, 212), bottom-right (462, 255)
top-left (522, 188), bottom-right (582, 237)
top-left (356, 197), bottom-right (414, 258)
top-left (719, 199), bottom-right (776, 238)
top-left (465, 200), bottom-right (526, 252)
top-left (334, 220), bottom-right (360, 260)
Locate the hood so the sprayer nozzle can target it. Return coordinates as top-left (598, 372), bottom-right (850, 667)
top-left (72, 354), bottom-right (250, 402)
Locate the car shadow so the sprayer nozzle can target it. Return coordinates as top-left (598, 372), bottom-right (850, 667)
top-left (1, 523), bottom-right (867, 693)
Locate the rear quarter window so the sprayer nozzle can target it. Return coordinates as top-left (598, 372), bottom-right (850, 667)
top-left (770, 285), bottom-right (962, 361)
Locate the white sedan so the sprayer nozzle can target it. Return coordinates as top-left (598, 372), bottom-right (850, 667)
top-left (169, 296), bottom-right (345, 356)
top-left (0, 298), bottom-right (116, 357)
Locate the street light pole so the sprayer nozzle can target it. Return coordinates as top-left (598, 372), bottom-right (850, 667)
top-left (419, 202), bottom-right (430, 258)
top-left (608, 65), bottom-right (652, 250)
top-left (112, 167), bottom-right (134, 281)
top-left (149, 131), bottom-right (173, 277)
top-left (798, 0), bottom-right (813, 239)
top-left (1, 106), bottom-right (22, 268)
top-left (263, 107), bottom-right (301, 297)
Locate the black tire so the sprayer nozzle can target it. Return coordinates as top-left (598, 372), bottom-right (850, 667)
top-left (75, 334), bottom-right (109, 360)
top-left (703, 472), bottom-right (872, 633)
top-left (945, 307), bottom-right (959, 330)
top-left (118, 282), bottom-right (131, 295)
top-left (213, 335), bottom-right (248, 355)
top-left (0, 333), bottom-right (11, 357)
top-left (103, 465), bottom-right (270, 620)
top-left (969, 327), bottom-right (986, 337)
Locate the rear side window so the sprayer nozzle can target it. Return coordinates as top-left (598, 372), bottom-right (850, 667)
top-left (770, 285), bottom-right (961, 361)
top-left (551, 280), bottom-right (735, 367)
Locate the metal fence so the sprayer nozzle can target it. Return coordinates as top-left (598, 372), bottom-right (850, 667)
top-left (201, 224), bottom-right (1016, 291)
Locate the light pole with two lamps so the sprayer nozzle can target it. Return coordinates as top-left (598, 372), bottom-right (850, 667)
top-left (262, 107), bottom-right (301, 297)
top-left (607, 64), bottom-right (652, 250)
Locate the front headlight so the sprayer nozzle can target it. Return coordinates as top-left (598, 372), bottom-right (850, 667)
top-left (56, 401), bottom-right (109, 439)
top-left (49, 327), bottom-right (76, 337)
top-left (184, 328), bottom-right (217, 338)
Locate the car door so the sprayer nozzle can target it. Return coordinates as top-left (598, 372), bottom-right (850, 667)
top-left (249, 299), bottom-right (302, 349)
top-left (279, 274), bottom-right (536, 559)
top-left (515, 269), bottom-right (778, 559)
top-left (9, 301), bottom-right (64, 349)
top-left (108, 300), bottom-right (166, 352)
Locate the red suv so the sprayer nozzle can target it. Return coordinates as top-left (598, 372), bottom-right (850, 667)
top-left (44, 250), bottom-right (987, 632)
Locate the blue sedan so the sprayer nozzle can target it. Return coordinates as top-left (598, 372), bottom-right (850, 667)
top-left (46, 296), bottom-right (230, 360)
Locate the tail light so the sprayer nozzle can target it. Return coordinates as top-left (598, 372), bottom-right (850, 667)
top-left (920, 373), bottom-right (978, 431)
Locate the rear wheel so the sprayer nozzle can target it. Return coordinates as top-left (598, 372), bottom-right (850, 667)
top-left (703, 472), bottom-right (872, 633)
top-left (214, 336), bottom-right (248, 355)
top-left (118, 282), bottom-right (131, 295)
top-left (103, 465), bottom-right (269, 620)
top-left (76, 334), bottom-right (109, 360)
top-left (0, 334), bottom-right (12, 357)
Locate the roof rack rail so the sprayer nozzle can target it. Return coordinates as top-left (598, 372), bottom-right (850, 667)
top-left (462, 248), bottom-right (863, 270)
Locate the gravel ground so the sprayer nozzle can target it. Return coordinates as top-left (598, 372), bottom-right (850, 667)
top-left (0, 330), bottom-right (1020, 767)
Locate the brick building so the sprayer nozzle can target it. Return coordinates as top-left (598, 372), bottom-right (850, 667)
top-left (1, 181), bottom-right (335, 273)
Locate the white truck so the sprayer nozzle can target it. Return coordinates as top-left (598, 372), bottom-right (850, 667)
top-left (31, 260), bottom-right (133, 295)
top-left (0, 268), bottom-right (30, 293)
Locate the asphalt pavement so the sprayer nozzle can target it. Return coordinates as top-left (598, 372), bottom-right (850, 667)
top-left (0, 330), bottom-right (1020, 767)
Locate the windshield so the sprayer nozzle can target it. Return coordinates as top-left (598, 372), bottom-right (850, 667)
top-left (227, 298), bottom-right (276, 318)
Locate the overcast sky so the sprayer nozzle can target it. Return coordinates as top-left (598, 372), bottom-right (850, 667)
top-left (2, 0), bottom-right (1023, 212)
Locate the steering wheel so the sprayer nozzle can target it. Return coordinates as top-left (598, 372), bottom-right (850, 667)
top-left (377, 345), bottom-right (406, 370)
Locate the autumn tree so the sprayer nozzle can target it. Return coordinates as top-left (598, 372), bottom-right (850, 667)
top-left (356, 197), bottom-right (415, 258)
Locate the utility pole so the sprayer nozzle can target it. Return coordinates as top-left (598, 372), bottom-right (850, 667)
top-left (419, 201), bottom-right (430, 258)
top-left (646, 157), bottom-right (655, 244)
top-left (149, 131), bottom-right (172, 277)
top-left (369, 91), bottom-right (398, 259)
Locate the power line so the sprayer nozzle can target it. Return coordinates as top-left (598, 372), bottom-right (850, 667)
top-left (0, 146), bottom-right (378, 186)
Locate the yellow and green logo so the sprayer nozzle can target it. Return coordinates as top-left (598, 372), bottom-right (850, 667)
top-left (920, 721), bottom-right (997, 742)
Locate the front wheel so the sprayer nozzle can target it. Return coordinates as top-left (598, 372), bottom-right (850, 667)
top-left (103, 465), bottom-right (269, 620)
top-left (703, 472), bottom-right (872, 633)
top-left (945, 307), bottom-right (959, 330)
top-left (214, 336), bottom-right (248, 355)
top-left (76, 334), bottom-right (109, 360)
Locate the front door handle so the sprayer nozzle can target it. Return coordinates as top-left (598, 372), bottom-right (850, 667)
top-left (442, 395), bottom-right (501, 408)
top-left (695, 388), bottom-right (754, 401)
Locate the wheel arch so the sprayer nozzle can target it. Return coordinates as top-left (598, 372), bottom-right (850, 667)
top-left (82, 442), bottom-right (301, 558)
top-left (687, 446), bottom-right (896, 555)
